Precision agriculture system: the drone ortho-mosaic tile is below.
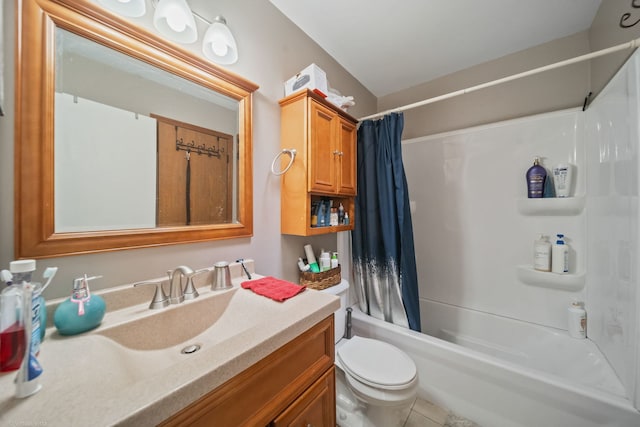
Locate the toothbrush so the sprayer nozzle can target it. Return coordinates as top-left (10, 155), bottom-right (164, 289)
top-left (1, 269), bottom-right (13, 285)
top-left (236, 259), bottom-right (252, 279)
top-left (40, 267), bottom-right (58, 293)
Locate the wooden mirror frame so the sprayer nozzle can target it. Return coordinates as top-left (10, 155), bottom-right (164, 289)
top-left (15, 0), bottom-right (258, 258)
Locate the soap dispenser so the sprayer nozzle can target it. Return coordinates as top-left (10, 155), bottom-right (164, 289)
top-left (53, 275), bottom-right (106, 336)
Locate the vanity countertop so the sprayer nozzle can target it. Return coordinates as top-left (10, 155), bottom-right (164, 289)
top-left (0, 272), bottom-right (339, 426)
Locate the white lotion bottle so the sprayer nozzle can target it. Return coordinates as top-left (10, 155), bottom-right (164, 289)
top-left (319, 250), bottom-right (331, 272)
top-left (552, 234), bottom-right (569, 274)
top-left (553, 163), bottom-right (573, 198)
top-left (533, 234), bottom-right (551, 272)
top-left (568, 301), bottom-right (586, 339)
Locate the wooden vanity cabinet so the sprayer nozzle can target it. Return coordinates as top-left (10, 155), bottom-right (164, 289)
top-left (279, 90), bottom-right (358, 236)
top-left (272, 367), bottom-right (335, 427)
top-left (160, 315), bottom-right (335, 427)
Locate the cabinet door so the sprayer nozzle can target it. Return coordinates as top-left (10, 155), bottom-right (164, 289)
top-left (309, 100), bottom-right (337, 193)
top-left (272, 367), bottom-right (336, 427)
top-left (337, 118), bottom-right (357, 196)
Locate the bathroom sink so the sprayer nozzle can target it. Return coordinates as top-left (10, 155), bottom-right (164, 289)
top-left (94, 287), bottom-right (257, 351)
top-left (29, 282), bottom-right (307, 416)
top-left (0, 269), bottom-right (340, 427)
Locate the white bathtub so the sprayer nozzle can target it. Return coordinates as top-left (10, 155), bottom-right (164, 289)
top-left (350, 302), bottom-right (640, 427)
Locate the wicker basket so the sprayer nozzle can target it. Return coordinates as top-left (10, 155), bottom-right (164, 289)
top-left (300, 265), bottom-right (341, 290)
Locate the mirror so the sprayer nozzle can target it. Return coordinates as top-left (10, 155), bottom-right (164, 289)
top-left (16, 0), bottom-right (258, 258)
top-left (55, 29), bottom-right (240, 231)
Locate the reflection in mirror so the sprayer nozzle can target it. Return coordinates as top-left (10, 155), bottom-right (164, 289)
top-left (15, 0), bottom-right (258, 258)
top-left (54, 29), bottom-right (240, 232)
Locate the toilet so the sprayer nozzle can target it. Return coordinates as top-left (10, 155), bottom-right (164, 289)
top-left (321, 280), bottom-right (418, 427)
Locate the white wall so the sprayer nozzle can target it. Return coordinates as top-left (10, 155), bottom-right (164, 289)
top-left (403, 109), bottom-right (586, 330)
top-left (585, 49), bottom-right (640, 409)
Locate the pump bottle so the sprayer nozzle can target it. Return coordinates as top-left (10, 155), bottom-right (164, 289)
top-left (54, 275), bottom-right (106, 336)
top-left (552, 234), bottom-right (569, 274)
top-left (526, 157), bottom-right (547, 198)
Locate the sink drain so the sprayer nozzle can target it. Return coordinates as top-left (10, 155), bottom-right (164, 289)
top-left (181, 344), bottom-right (201, 354)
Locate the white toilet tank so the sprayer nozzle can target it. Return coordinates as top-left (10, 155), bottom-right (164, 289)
top-left (320, 279), bottom-right (349, 343)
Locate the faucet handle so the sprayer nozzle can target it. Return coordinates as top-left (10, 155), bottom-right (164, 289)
top-left (183, 269), bottom-right (208, 300)
top-left (133, 280), bottom-right (169, 309)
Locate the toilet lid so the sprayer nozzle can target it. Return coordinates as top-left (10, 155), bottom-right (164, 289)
top-left (337, 336), bottom-right (417, 389)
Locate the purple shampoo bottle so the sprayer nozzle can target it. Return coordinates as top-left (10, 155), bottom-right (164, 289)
top-left (526, 157), bottom-right (547, 198)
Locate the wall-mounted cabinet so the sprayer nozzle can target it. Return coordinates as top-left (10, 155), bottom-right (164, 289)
top-left (279, 90), bottom-right (358, 236)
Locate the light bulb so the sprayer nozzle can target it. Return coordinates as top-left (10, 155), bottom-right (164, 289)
top-left (165, 5), bottom-right (188, 32)
top-left (211, 34), bottom-right (229, 56)
top-left (202, 17), bottom-right (238, 64)
top-left (153, 0), bottom-right (197, 43)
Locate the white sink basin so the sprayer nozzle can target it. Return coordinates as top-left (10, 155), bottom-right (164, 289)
top-left (96, 287), bottom-right (243, 351)
top-left (44, 285), bottom-right (285, 387)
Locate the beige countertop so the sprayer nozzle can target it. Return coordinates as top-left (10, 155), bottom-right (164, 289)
top-left (0, 264), bottom-right (339, 426)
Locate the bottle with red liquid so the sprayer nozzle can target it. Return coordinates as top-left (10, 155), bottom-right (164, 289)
top-left (0, 281), bottom-right (26, 372)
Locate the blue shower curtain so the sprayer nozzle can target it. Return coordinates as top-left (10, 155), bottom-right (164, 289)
top-left (352, 113), bottom-right (421, 332)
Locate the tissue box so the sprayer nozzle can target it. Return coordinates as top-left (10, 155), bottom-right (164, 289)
top-left (284, 63), bottom-right (328, 97)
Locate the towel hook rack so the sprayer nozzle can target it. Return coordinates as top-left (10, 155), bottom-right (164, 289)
top-left (270, 148), bottom-right (297, 175)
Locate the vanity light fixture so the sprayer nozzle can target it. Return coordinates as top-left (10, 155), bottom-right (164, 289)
top-left (201, 16), bottom-right (238, 65)
top-left (153, 0), bottom-right (198, 44)
top-left (101, 0), bottom-right (239, 64)
top-left (97, 0), bottom-right (146, 17)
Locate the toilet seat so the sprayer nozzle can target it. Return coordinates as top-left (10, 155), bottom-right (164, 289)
top-left (337, 336), bottom-right (417, 390)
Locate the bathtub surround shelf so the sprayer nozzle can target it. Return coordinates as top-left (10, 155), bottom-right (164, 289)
top-left (516, 265), bottom-right (585, 291)
top-left (517, 196), bottom-right (585, 215)
top-left (516, 195), bottom-right (585, 290)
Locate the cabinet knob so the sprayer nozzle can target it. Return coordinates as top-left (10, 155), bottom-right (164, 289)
top-left (333, 150), bottom-right (344, 156)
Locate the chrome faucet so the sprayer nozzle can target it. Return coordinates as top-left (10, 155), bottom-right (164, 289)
top-left (166, 266), bottom-right (195, 304)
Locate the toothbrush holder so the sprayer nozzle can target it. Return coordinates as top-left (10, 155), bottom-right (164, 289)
top-left (212, 261), bottom-right (232, 291)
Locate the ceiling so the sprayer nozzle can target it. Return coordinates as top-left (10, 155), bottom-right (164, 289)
top-left (270, 0), bottom-right (602, 97)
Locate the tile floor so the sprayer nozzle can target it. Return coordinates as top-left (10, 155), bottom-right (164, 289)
top-left (403, 397), bottom-right (480, 427)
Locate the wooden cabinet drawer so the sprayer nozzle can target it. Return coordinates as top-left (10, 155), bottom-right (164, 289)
top-left (272, 366), bottom-right (335, 427)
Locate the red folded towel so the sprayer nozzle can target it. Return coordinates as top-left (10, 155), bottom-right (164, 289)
top-left (241, 276), bottom-right (306, 302)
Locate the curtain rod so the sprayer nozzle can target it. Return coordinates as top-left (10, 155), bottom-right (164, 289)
top-left (359, 37), bottom-right (640, 122)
